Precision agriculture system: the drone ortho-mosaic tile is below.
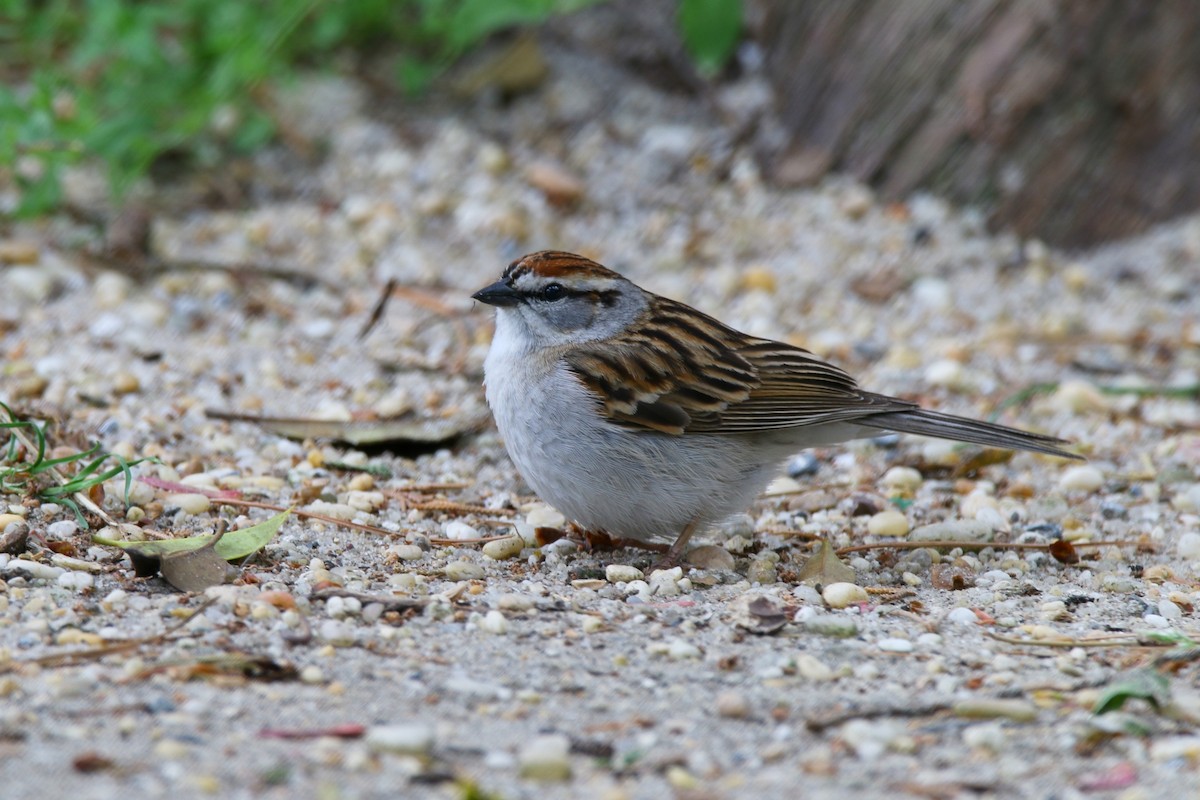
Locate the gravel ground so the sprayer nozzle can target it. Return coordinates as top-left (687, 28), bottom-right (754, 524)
top-left (2, 19), bottom-right (1200, 800)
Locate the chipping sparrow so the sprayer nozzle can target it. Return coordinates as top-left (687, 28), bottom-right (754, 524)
top-left (474, 251), bottom-right (1079, 563)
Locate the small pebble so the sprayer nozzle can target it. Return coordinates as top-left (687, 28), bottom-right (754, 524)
top-left (649, 567), bottom-right (684, 597)
top-left (1149, 736), bottom-right (1200, 762)
top-left (962, 723), bottom-right (1007, 752)
top-left (822, 582), bottom-right (868, 608)
top-left (795, 653), bottom-right (834, 681)
top-left (881, 466), bottom-right (923, 492)
top-left (5, 561), bottom-right (65, 581)
top-left (946, 607), bottom-right (979, 626)
top-left (685, 545), bottom-right (735, 571)
top-left (318, 620), bottom-right (356, 647)
top-left (45, 520), bottom-right (79, 539)
top-left (517, 734), bottom-right (572, 781)
top-left (1178, 532), bottom-right (1200, 561)
top-left (299, 665), bottom-right (324, 684)
top-left (666, 639), bottom-right (702, 660)
top-left (867, 510), bottom-right (909, 537)
top-left (482, 535), bottom-right (523, 560)
top-left (747, 558), bottom-right (777, 584)
top-left (166, 493), bottom-right (211, 515)
top-left (910, 520), bottom-right (994, 543)
top-left (787, 453), bottom-right (821, 477)
top-left (1171, 484), bottom-right (1200, 513)
top-left (605, 564), bottom-right (644, 583)
top-left (366, 723), bottom-right (435, 755)
top-left (444, 560), bottom-right (484, 581)
top-left (1058, 465), bottom-right (1104, 493)
top-left (804, 614), bottom-right (859, 637)
top-left (525, 504), bottom-right (565, 529)
top-left (478, 610), bottom-right (509, 634)
top-left (392, 544), bottom-right (424, 561)
top-left (715, 690), bottom-right (751, 719)
top-left (444, 521), bottom-right (478, 541)
top-left (878, 638), bottom-right (913, 653)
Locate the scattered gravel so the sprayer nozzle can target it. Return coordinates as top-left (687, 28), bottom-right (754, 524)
top-left (0, 10), bottom-right (1199, 799)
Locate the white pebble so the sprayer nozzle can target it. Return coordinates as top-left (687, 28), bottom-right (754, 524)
top-left (667, 639), bottom-right (702, 660)
top-left (605, 564), bottom-right (644, 584)
top-left (867, 510), bottom-right (909, 537)
top-left (1150, 736), bottom-right (1200, 762)
top-left (795, 653), bottom-right (833, 681)
top-left (57, 572), bottom-right (93, 591)
top-left (963, 722), bottom-right (1007, 752)
top-left (649, 566), bottom-right (684, 597)
top-left (443, 521), bottom-right (478, 541)
top-left (392, 544), bottom-right (424, 561)
top-left (881, 466), bottom-right (923, 492)
top-left (366, 723), bottom-right (435, 755)
top-left (822, 582), bottom-right (868, 608)
top-left (524, 504), bottom-right (565, 529)
top-left (301, 501), bottom-right (358, 520)
top-left (924, 359), bottom-right (972, 391)
top-left (518, 734), bottom-right (571, 780)
top-left (479, 610), bottom-right (509, 634)
top-left (715, 690), bottom-right (751, 719)
top-left (165, 493), bottom-right (211, 515)
top-left (6, 561), bottom-right (65, 580)
top-left (444, 560), bottom-right (484, 581)
top-left (1171, 484), bottom-right (1200, 513)
top-left (299, 665), bottom-right (324, 684)
top-left (345, 490), bottom-right (385, 512)
top-left (1157, 599), bottom-right (1183, 621)
top-left (46, 520), bottom-right (79, 539)
top-left (1058, 465), bottom-right (1104, 493)
top-left (878, 638), bottom-right (914, 653)
top-left (482, 535), bottom-right (523, 560)
top-left (946, 607), bottom-right (979, 626)
top-left (1178, 532), bottom-right (1200, 560)
top-left (318, 620), bottom-right (356, 646)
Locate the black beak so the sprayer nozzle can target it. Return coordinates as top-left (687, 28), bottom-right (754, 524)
top-left (472, 280), bottom-right (522, 307)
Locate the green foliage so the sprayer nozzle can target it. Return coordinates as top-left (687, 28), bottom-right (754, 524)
top-left (0, 0), bottom-right (597, 215)
top-left (678, 0), bottom-right (742, 74)
top-left (0, 0), bottom-right (742, 216)
top-left (0, 401), bottom-right (148, 526)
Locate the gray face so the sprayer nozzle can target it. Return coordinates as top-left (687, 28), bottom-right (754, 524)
top-left (474, 271), bottom-right (648, 348)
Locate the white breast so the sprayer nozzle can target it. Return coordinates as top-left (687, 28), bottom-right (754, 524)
top-left (482, 312), bottom-right (795, 542)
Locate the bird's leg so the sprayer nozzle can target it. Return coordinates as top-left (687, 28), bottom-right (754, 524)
top-left (651, 519), bottom-right (699, 571)
top-left (559, 523), bottom-right (667, 553)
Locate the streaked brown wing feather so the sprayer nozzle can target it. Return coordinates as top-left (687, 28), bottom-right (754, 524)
top-left (564, 296), bottom-right (915, 435)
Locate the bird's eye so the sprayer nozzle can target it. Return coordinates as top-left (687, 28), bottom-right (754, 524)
top-left (541, 283), bottom-right (565, 301)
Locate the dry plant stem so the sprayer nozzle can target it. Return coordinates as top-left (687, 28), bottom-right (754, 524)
top-left (985, 631), bottom-right (1165, 648)
top-left (805, 700), bottom-right (955, 733)
top-left (6, 596), bottom-right (218, 671)
top-left (357, 278), bottom-right (398, 341)
top-left (390, 285), bottom-right (472, 375)
top-left (9, 426), bottom-right (121, 528)
top-left (836, 539), bottom-right (1143, 556)
top-left (207, 496), bottom-right (509, 545)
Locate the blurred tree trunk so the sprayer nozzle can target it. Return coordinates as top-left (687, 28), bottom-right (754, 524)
top-left (757, 0), bottom-right (1200, 247)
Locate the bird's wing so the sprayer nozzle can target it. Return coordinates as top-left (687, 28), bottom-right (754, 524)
top-left (563, 297), bottom-right (915, 435)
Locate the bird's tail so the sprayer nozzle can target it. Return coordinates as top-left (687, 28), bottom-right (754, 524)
top-left (860, 407), bottom-right (1082, 460)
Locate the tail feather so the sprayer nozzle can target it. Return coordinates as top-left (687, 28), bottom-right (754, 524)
top-left (860, 407), bottom-right (1082, 460)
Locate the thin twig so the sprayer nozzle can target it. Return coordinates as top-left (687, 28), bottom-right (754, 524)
top-left (836, 539), bottom-right (1143, 556)
top-left (4, 596), bottom-right (217, 671)
top-left (357, 278), bottom-right (398, 341)
top-left (806, 701), bottom-right (954, 733)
